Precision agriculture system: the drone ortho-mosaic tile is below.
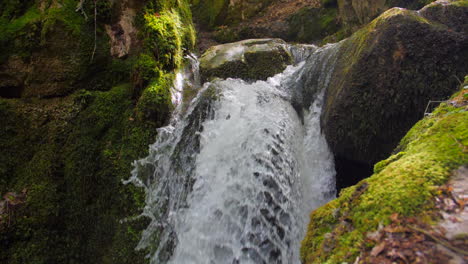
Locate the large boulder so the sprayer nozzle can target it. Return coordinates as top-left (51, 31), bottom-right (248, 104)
top-left (321, 2), bottom-right (468, 189)
top-left (302, 86), bottom-right (468, 263)
top-left (200, 38), bottom-right (293, 81)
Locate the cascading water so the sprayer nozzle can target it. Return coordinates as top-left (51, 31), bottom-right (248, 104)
top-left (125, 42), bottom-right (343, 264)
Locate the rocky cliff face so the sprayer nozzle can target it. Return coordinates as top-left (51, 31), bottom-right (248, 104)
top-left (0, 0), bottom-right (195, 263)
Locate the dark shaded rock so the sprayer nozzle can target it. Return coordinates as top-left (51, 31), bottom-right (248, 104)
top-left (0, 74), bottom-right (23, 98)
top-left (419, 0), bottom-right (468, 34)
top-left (200, 38), bottom-right (293, 81)
top-left (287, 6), bottom-right (340, 43)
top-left (322, 5), bottom-right (468, 179)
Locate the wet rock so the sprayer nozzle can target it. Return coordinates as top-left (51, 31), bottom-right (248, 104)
top-left (200, 38), bottom-right (293, 82)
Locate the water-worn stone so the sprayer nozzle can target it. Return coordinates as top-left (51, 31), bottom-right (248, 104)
top-left (200, 38), bottom-right (293, 81)
top-left (321, 2), bottom-right (468, 184)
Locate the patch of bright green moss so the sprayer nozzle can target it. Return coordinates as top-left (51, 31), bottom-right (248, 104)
top-left (301, 95), bottom-right (468, 263)
top-left (143, 10), bottom-right (184, 70)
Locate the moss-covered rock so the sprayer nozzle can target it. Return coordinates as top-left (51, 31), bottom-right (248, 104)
top-left (0, 0), bottom-right (197, 263)
top-left (287, 5), bottom-right (340, 43)
top-left (0, 1), bottom-right (91, 98)
top-left (419, 0), bottom-right (468, 34)
top-left (302, 85), bottom-right (468, 263)
top-left (0, 84), bottom-right (157, 263)
top-left (200, 38), bottom-right (293, 81)
top-left (321, 3), bottom-right (467, 188)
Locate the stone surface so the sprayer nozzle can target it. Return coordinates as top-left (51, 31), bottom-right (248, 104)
top-left (200, 38), bottom-right (293, 81)
top-left (322, 3), bottom-right (468, 172)
top-left (419, 0), bottom-right (468, 34)
top-left (338, 0), bottom-right (387, 27)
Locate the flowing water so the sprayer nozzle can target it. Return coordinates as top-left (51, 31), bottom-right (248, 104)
top-left (126, 42), bottom-right (342, 264)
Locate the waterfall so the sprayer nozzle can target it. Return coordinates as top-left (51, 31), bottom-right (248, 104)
top-left (126, 42), bottom-right (342, 264)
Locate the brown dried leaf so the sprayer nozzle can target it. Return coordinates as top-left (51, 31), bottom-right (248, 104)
top-left (391, 213), bottom-right (400, 222)
top-left (371, 242), bottom-right (386, 257)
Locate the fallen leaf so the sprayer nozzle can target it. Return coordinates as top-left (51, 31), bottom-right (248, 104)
top-left (371, 242), bottom-right (386, 257)
top-left (391, 213), bottom-right (400, 222)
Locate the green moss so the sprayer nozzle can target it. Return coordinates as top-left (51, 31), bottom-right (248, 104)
top-left (42, 0), bottom-right (86, 38)
top-left (452, 0), bottom-right (468, 7)
top-left (136, 74), bottom-right (174, 126)
top-left (0, 6), bottom-right (41, 62)
top-left (0, 83), bottom-right (161, 263)
top-left (191, 0), bottom-right (227, 28)
top-left (0, 7), bottom-right (41, 42)
top-left (287, 6), bottom-right (339, 43)
top-left (213, 26), bottom-right (239, 43)
top-left (301, 90), bottom-right (468, 263)
top-left (133, 53), bottom-right (163, 86)
top-left (0, 0), bottom-right (35, 19)
top-left (140, 0), bottom-right (196, 71)
top-left (373, 151), bottom-right (406, 174)
top-left (0, 0), bottom-right (197, 262)
top-left (143, 11), bottom-right (183, 70)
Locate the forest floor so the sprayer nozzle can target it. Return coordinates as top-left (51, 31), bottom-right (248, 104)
top-left (195, 0), bottom-right (322, 52)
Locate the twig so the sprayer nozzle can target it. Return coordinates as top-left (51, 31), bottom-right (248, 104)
top-left (409, 225), bottom-right (468, 256)
top-left (452, 75), bottom-right (462, 85)
top-left (75, 0), bottom-right (88, 20)
top-left (424, 100), bottom-right (447, 116)
top-left (90, 0), bottom-right (97, 62)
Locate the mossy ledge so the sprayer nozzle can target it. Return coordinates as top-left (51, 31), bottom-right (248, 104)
top-left (301, 83), bottom-right (468, 263)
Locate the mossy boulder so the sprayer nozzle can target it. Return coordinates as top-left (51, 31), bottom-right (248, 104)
top-left (302, 85), bottom-right (468, 263)
top-left (0, 2), bottom-right (90, 98)
top-left (321, 3), bottom-right (468, 188)
top-left (0, 0), bottom-right (196, 263)
top-left (200, 38), bottom-right (293, 81)
top-left (0, 84), bottom-right (155, 264)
